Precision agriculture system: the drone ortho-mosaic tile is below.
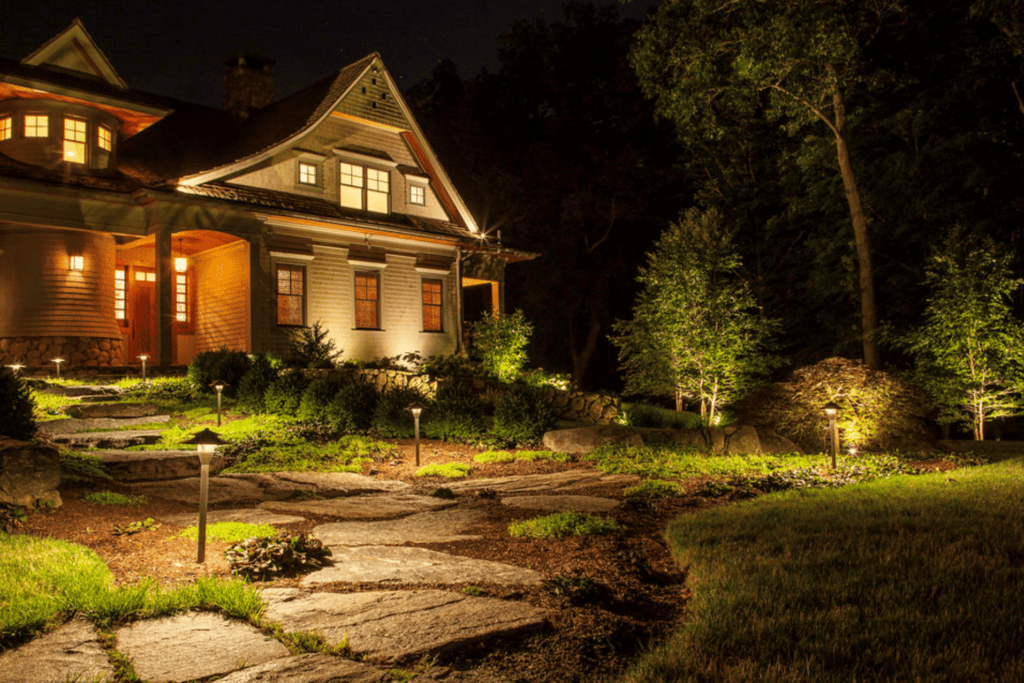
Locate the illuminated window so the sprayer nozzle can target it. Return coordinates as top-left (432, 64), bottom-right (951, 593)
top-left (63, 118), bottom-right (87, 163)
top-left (135, 270), bottom-right (156, 282)
top-left (340, 162), bottom-right (389, 213)
top-left (298, 162), bottom-right (318, 185)
top-left (276, 265), bottom-right (305, 326)
top-left (409, 185), bottom-right (425, 206)
top-left (25, 114), bottom-right (48, 138)
top-left (175, 273), bottom-right (188, 323)
top-left (98, 125), bottom-right (112, 151)
top-left (0, 117), bottom-right (11, 141)
top-left (114, 268), bottom-right (127, 322)
top-left (422, 279), bottom-right (442, 331)
top-left (355, 271), bottom-right (379, 329)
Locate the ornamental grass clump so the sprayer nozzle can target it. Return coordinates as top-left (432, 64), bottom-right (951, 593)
top-left (509, 512), bottom-right (620, 538)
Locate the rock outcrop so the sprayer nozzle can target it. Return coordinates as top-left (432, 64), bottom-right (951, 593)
top-left (0, 437), bottom-right (61, 508)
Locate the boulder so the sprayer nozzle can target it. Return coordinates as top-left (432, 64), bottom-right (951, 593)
top-left (0, 616), bottom-right (112, 683)
top-left (756, 430), bottom-right (803, 455)
top-left (92, 450), bottom-right (224, 482)
top-left (0, 437), bottom-right (61, 508)
top-left (51, 429), bottom-right (164, 449)
top-left (542, 424), bottom-right (643, 454)
top-left (66, 402), bottom-right (159, 419)
top-left (638, 425), bottom-right (766, 454)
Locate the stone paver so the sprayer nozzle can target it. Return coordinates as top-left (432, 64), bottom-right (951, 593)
top-left (262, 588), bottom-right (546, 664)
top-left (127, 476), bottom-right (267, 504)
top-left (501, 494), bottom-right (619, 513)
top-left (0, 616), bottom-right (113, 683)
top-left (115, 612), bottom-right (289, 683)
top-left (262, 493), bottom-right (456, 520)
top-left (313, 508), bottom-right (487, 546)
top-left (301, 545), bottom-right (542, 587)
top-left (92, 449), bottom-right (224, 482)
top-left (41, 384), bottom-right (120, 398)
top-left (38, 414), bottom-right (172, 436)
top-left (215, 653), bottom-right (391, 683)
top-left (236, 471), bottom-right (410, 498)
top-left (66, 402), bottom-right (160, 419)
top-left (444, 469), bottom-right (640, 495)
top-left (165, 507), bottom-right (306, 527)
top-left (51, 429), bottom-right (164, 449)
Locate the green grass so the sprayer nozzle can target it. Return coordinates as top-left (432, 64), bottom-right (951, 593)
top-left (415, 463), bottom-right (472, 478)
top-left (129, 413), bottom-right (297, 451)
top-left (623, 479), bottom-right (683, 498)
top-left (509, 511), bottom-right (620, 538)
top-left (0, 534), bottom-right (264, 647)
top-left (177, 522), bottom-right (277, 543)
top-left (59, 451), bottom-right (111, 484)
top-left (30, 390), bottom-right (76, 422)
top-left (82, 491), bottom-right (147, 506)
top-left (474, 449), bottom-right (571, 463)
top-left (224, 435), bottom-right (394, 473)
top-left (620, 459), bottom-right (1024, 683)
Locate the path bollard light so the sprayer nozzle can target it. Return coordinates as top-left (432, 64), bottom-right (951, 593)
top-left (183, 428), bottom-right (228, 563)
top-left (52, 358), bottom-right (64, 380)
top-left (824, 402), bottom-right (840, 470)
top-left (137, 354), bottom-right (149, 380)
top-left (210, 380), bottom-right (227, 427)
top-left (408, 402), bottom-right (424, 468)
top-left (6, 363), bottom-right (24, 375)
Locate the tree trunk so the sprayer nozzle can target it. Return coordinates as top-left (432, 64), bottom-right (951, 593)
top-left (832, 89), bottom-right (881, 370)
top-left (568, 300), bottom-right (603, 391)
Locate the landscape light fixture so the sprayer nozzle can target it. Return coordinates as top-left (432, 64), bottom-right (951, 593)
top-left (69, 254), bottom-right (84, 271)
top-left (824, 402), bottom-right (841, 469)
top-left (408, 402), bottom-right (424, 467)
top-left (137, 354), bottom-right (149, 380)
top-left (52, 357), bottom-right (64, 379)
top-left (210, 380), bottom-right (227, 427)
top-left (182, 428), bottom-right (228, 563)
top-left (6, 363), bottom-right (24, 375)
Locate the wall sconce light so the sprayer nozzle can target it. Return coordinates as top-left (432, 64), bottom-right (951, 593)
top-left (408, 402), bottom-right (424, 467)
top-left (182, 428), bottom-right (228, 564)
top-left (174, 257), bottom-right (188, 273)
top-left (52, 357), bottom-right (64, 380)
top-left (210, 380), bottom-right (227, 427)
top-left (823, 401), bottom-right (840, 469)
top-left (69, 255), bottom-right (84, 271)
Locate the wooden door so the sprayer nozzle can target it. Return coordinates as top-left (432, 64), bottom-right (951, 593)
top-left (128, 268), bottom-right (156, 361)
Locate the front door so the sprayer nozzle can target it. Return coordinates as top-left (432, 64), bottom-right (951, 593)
top-left (128, 267), bottom-right (156, 361)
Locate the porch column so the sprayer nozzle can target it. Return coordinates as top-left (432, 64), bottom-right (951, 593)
top-left (144, 198), bottom-right (174, 368)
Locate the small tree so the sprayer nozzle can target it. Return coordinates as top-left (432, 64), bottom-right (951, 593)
top-left (0, 367), bottom-right (36, 440)
top-left (288, 321), bottom-right (342, 368)
top-left (611, 207), bottom-right (776, 425)
top-left (899, 231), bottom-right (1024, 440)
top-left (471, 310), bottom-right (532, 383)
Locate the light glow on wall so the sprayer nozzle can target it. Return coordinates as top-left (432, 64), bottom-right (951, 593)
top-left (69, 255), bottom-right (84, 271)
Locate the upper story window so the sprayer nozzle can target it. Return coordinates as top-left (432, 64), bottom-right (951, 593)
top-left (298, 161), bottom-right (318, 186)
top-left (63, 118), bottom-right (87, 164)
top-left (0, 117), bottom-right (11, 141)
top-left (97, 125), bottom-right (112, 151)
top-left (340, 162), bottom-right (389, 214)
top-left (25, 114), bottom-right (48, 138)
top-left (409, 185), bottom-right (425, 206)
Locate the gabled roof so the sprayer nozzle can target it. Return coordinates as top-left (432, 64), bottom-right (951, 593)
top-left (21, 18), bottom-right (127, 89)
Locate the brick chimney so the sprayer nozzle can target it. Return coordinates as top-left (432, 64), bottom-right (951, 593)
top-left (223, 52), bottom-right (274, 122)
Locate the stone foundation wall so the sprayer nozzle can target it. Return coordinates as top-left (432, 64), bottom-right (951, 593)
top-left (0, 336), bottom-right (124, 368)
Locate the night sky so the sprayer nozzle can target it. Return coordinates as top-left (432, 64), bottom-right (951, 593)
top-left (2, 0), bottom-right (659, 105)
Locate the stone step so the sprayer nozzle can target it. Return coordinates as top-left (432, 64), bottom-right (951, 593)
top-left (443, 469), bottom-right (641, 495)
top-left (92, 450), bottom-right (224, 482)
top-left (38, 414), bottom-right (171, 436)
top-left (38, 384), bottom-right (122, 398)
top-left (313, 508), bottom-right (487, 546)
top-left (66, 402), bottom-right (160, 419)
top-left (0, 616), bottom-right (113, 683)
top-left (164, 508), bottom-right (305, 527)
top-left (127, 471), bottom-right (410, 505)
top-left (261, 493), bottom-right (457, 520)
top-left (52, 430), bottom-right (164, 449)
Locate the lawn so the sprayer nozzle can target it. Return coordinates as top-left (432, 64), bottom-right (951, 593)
top-left (620, 458), bottom-right (1024, 683)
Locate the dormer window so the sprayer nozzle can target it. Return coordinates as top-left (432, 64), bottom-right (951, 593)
top-left (409, 185), bottom-right (425, 206)
top-left (25, 114), bottom-right (48, 138)
top-left (63, 118), bottom-right (87, 163)
top-left (298, 161), bottom-right (318, 186)
top-left (0, 117), bottom-right (11, 141)
top-left (97, 125), bottom-right (112, 151)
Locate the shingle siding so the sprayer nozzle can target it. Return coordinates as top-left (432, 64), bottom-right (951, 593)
top-left (194, 240), bottom-right (250, 353)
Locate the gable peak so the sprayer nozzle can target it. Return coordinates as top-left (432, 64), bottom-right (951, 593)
top-left (21, 18), bottom-right (128, 89)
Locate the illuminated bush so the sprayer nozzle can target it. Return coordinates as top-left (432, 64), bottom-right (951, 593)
top-left (237, 352), bottom-right (282, 414)
top-left (471, 310), bottom-right (532, 383)
top-left (733, 357), bottom-right (931, 452)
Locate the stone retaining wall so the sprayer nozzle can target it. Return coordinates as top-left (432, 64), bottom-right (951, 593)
top-left (0, 336), bottom-right (123, 368)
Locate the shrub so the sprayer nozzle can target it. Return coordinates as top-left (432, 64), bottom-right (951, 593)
top-left (509, 512), bottom-right (620, 538)
top-left (297, 377), bottom-right (345, 423)
top-left (422, 382), bottom-right (487, 441)
top-left (491, 384), bottom-right (557, 445)
top-left (82, 491), bottom-right (147, 506)
top-left (224, 533), bottom-right (331, 579)
top-left (325, 381), bottom-right (378, 433)
top-left (0, 367), bottom-right (36, 440)
top-left (732, 357), bottom-right (932, 452)
top-left (415, 463), bottom-right (472, 478)
top-left (288, 321), bottom-right (342, 369)
top-left (471, 309), bottom-right (532, 382)
top-left (237, 352), bottom-right (282, 414)
top-left (621, 403), bottom-right (707, 430)
top-left (371, 387), bottom-right (425, 438)
top-left (264, 371), bottom-right (309, 415)
top-left (187, 348), bottom-right (250, 396)
top-left (623, 480), bottom-right (684, 499)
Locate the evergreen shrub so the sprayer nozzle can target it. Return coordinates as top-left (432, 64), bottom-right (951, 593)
top-left (237, 352), bottom-right (282, 414)
top-left (371, 387), bottom-right (425, 438)
top-left (491, 384), bottom-right (557, 445)
top-left (422, 382), bottom-right (487, 441)
top-left (288, 321), bottom-right (342, 369)
top-left (187, 347), bottom-right (250, 396)
top-left (264, 371), bottom-right (309, 415)
top-left (325, 381), bottom-right (378, 433)
top-left (298, 377), bottom-right (345, 423)
top-left (0, 368), bottom-right (36, 440)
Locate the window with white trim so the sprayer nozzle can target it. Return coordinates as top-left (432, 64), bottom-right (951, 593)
top-left (298, 161), bottom-right (318, 186)
top-left (340, 162), bottom-right (389, 213)
top-left (355, 271), bottom-right (380, 329)
top-left (410, 185), bottom-right (425, 206)
top-left (114, 268), bottom-right (127, 322)
top-left (0, 117), bottom-right (11, 141)
top-left (98, 125), bottom-right (112, 151)
top-left (63, 118), bottom-right (87, 164)
top-left (422, 278), bottom-right (443, 331)
top-left (276, 264), bottom-right (305, 326)
top-left (25, 114), bottom-right (48, 138)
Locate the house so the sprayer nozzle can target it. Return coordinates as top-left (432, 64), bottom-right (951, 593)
top-left (0, 19), bottom-right (530, 372)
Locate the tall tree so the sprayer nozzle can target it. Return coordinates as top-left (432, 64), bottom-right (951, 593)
top-left (631, 0), bottom-right (911, 369)
top-left (612, 207), bottom-right (776, 424)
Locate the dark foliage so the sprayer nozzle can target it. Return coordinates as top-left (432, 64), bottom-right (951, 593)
top-left (288, 321), bottom-right (342, 369)
top-left (422, 382), bottom-right (488, 441)
top-left (297, 376), bottom-right (346, 423)
top-left (371, 387), bottom-right (426, 438)
top-left (186, 348), bottom-right (250, 396)
top-left (237, 352), bottom-right (282, 414)
top-left (0, 367), bottom-right (36, 440)
top-left (491, 384), bottom-right (557, 445)
top-left (263, 371), bottom-right (309, 415)
top-left (224, 533), bottom-right (331, 579)
top-left (325, 381), bottom-right (379, 434)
